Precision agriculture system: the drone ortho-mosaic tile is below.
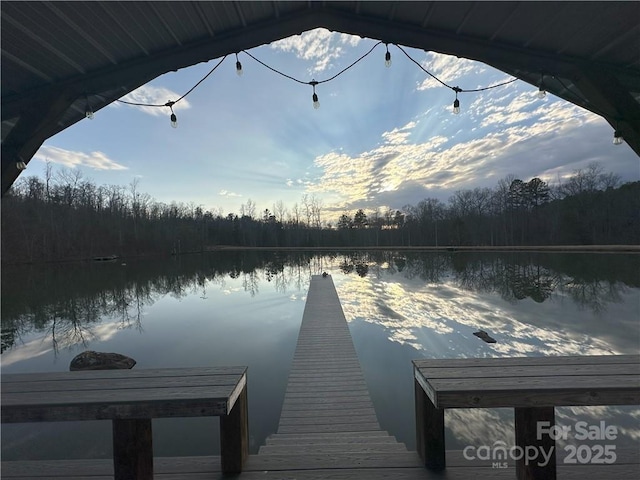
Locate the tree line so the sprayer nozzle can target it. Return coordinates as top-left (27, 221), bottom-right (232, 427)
top-left (1, 162), bottom-right (638, 264)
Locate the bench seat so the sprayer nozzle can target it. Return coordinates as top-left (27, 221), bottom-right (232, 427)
top-left (413, 355), bottom-right (640, 480)
top-left (1, 366), bottom-right (249, 478)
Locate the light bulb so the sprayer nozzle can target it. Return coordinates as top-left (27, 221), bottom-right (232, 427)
top-left (170, 112), bottom-right (178, 128)
top-left (85, 108), bottom-right (94, 119)
top-left (236, 60), bottom-right (243, 76)
top-left (453, 98), bottom-right (460, 114)
top-left (537, 86), bottom-right (546, 99)
top-left (312, 93), bottom-right (320, 109)
top-left (385, 51), bottom-right (392, 68)
top-left (613, 130), bottom-right (623, 145)
top-left (16, 161), bottom-right (27, 170)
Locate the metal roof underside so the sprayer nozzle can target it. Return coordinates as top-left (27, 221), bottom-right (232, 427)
top-left (2, 1), bottom-right (640, 195)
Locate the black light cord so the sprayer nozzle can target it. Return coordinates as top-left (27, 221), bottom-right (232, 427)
top-left (115, 55), bottom-right (228, 108)
top-left (241, 41), bottom-right (383, 86)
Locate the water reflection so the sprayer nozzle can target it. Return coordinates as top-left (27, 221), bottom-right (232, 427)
top-left (1, 250), bottom-right (638, 459)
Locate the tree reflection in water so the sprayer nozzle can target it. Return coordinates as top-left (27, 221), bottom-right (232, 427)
top-left (1, 250), bottom-right (637, 353)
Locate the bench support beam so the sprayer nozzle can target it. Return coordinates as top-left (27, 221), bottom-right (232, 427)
top-left (220, 383), bottom-right (249, 473)
top-left (112, 419), bottom-right (153, 480)
top-left (415, 378), bottom-right (445, 470)
top-left (514, 406), bottom-right (556, 480)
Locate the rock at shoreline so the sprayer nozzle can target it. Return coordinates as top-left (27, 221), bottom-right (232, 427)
top-left (473, 330), bottom-right (497, 343)
top-left (70, 351), bottom-right (136, 371)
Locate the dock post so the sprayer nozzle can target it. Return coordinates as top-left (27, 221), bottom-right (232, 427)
top-left (514, 406), bottom-right (556, 480)
top-left (415, 377), bottom-right (446, 470)
top-left (220, 381), bottom-right (249, 473)
top-left (112, 418), bottom-right (153, 480)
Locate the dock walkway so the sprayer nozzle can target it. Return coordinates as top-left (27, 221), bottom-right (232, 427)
top-left (253, 274), bottom-right (421, 472)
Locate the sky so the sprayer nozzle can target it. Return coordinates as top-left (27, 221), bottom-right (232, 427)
top-left (28, 28), bottom-right (640, 221)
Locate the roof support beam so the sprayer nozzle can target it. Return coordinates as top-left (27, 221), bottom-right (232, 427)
top-left (2, 7), bottom-right (324, 121)
top-left (571, 69), bottom-right (640, 156)
top-left (1, 89), bottom-right (77, 195)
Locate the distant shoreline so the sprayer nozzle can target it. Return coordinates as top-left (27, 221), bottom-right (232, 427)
top-left (206, 245), bottom-right (640, 253)
top-left (3, 245), bottom-right (639, 267)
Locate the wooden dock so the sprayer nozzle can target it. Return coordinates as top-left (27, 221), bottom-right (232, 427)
top-left (253, 274), bottom-right (422, 472)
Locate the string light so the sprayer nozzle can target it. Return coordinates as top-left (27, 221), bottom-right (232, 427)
top-left (16, 160), bottom-right (27, 170)
top-left (613, 131), bottom-right (623, 145)
top-left (537, 73), bottom-right (546, 99)
top-left (235, 53), bottom-right (243, 76)
top-left (85, 94), bottom-right (94, 119)
top-left (105, 40), bottom-right (620, 145)
top-left (167, 101), bottom-right (177, 128)
top-left (310, 80), bottom-right (320, 109)
top-left (613, 125), bottom-right (624, 145)
top-left (452, 87), bottom-right (461, 114)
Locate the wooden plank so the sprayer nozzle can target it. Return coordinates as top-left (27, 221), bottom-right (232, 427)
top-left (435, 386), bottom-right (640, 408)
top-left (279, 408), bottom-right (377, 418)
top-left (247, 451), bottom-right (423, 470)
top-left (265, 436), bottom-right (398, 446)
top-left (267, 430), bottom-right (393, 439)
top-left (416, 363), bottom-right (640, 380)
top-left (412, 355), bottom-right (640, 369)
top-left (277, 423), bottom-right (382, 434)
top-left (259, 443), bottom-right (408, 454)
top-left (2, 385), bottom-right (237, 407)
top-left (2, 397), bottom-right (229, 423)
top-left (1, 374), bottom-right (244, 394)
top-left (1, 366), bottom-right (247, 383)
top-left (278, 414), bottom-right (379, 426)
top-left (425, 374), bottom-right (639, 392)
top-left (281, 400), bottom-right (375, 411)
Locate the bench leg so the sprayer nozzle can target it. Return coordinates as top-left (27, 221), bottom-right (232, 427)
top-left (415, 378), bottom-right (445, 470)
top-left (220, 382), bottom-right (249, 473)
top-left (514, 407), bottom-right (556, 480)
top-left (112, 418), bottom-right (153, 480)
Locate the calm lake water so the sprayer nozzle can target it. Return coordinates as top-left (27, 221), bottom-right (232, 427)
top-left (2, 250), bottom-right (639, 460)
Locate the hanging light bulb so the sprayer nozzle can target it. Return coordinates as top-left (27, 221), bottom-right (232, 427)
top-left (385, 44), bottom-right (392, 68)
top-left (310, 80), bottom-right (320, 109)
top-left (537, 86), bottom-right (546, 99)
top-left (85, 95), bottom-right (94, 119)
top-left (16, 160), bottom-right (27, 171)
top-left (452, 87), bottom-right (461, 114)
top-left (613, 130), bottom-right (623, 145)
top-left (235, 53), bottom-right (243, 76)
top-left (167, 103), bottom-right (177, 128)
top-left (537, 73), bottom-right (546, 99)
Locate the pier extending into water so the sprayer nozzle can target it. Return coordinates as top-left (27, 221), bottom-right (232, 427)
top-left (253, 274), bottom-right (422, 473)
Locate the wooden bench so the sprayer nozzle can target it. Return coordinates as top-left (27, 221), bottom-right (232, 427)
top-left (1, 366), bottom-right (249, 479)
top-left (413, 355), bottom-right (640, 480)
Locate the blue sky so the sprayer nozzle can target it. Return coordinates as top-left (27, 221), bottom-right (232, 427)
top-left (30, 28), bottom-right (639, 220)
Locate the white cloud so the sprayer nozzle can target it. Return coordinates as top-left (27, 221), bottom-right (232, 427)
top-left (219, 190), bottom-right (241, 197)
top-left (34, 145), bottom-right (127, 170)
top-left (270, 28), bottom-right (361, 73)
top-left (113, 85), bottom-right (191, 117)
top-left (305, 93), bottom-right (614, 211)
top-left (417, 51), bottom-right (487, 91)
